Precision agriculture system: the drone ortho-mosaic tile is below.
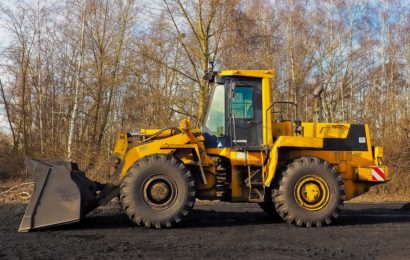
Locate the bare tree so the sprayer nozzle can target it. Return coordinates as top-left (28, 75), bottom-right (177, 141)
top-left (67, 0), bottom-right (86, 160)
top-left (0, 0), bottom-right (409, 193)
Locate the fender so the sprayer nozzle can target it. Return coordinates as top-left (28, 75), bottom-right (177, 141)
top-left (264, 136), bottom-right (323, 187)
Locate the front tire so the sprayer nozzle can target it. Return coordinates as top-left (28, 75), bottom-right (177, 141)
top-left (273, 156), bottom-right (345, 227)
top-left (120, 154), bottom-right (195, 228)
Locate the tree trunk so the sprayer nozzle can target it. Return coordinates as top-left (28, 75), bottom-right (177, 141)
top-left (67, 4), bottom-right (86, 160)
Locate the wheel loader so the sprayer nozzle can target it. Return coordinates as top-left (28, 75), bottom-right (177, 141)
top-left (19, 69), bottom-right (388, 231)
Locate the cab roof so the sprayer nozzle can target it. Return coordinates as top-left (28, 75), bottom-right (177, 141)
top-left (219, 70), bottom-right (274, 79)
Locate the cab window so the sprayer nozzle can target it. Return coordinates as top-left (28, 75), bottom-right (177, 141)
top-left (232, 86), bottom-right (253, 119)
top-left (205, 84), bottom-right (225, 136)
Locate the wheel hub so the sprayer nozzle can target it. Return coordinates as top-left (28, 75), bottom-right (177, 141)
top-left (142, 175), bottom-right (177, 210)
top-left (148, 181), bottom-right (171, 203)
top-left (294, 175), bottom-right (330, 211)
top-left (301, 183), bottom-right (320, 203)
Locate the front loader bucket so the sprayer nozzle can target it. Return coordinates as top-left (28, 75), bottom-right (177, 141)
top-left (19, 159), bottom-right (101, 232)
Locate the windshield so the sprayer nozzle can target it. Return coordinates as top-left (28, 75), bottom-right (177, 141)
top-left (205, 84), bottom-right (225, 136)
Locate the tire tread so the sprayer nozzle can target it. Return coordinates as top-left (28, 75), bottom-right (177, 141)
top-left (120, 154), bottom-right (195, 229)
top-left (273, 156), bottom-right (345, 227)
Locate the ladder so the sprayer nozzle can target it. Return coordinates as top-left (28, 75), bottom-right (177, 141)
top-left (244, 150), bottom-right (268, 202)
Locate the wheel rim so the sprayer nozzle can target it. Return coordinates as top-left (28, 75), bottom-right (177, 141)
top-left (142, 175), bottom-right (178, 210)
top-left (294, 175), bottom-right (330, 211)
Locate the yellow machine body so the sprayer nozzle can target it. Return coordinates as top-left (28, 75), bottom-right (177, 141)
top-left (20, 69), bottom-right (389, 231)
top-left (112, 70), bottom-right (388, 203)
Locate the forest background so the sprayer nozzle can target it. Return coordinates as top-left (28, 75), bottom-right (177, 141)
top-left (0, 0), bottom-right (409, 201)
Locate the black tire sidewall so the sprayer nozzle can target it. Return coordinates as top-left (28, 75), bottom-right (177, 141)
top-left (285, 163), bottom-right (340, 222)
top-left (121, 155), bottom-right (194, 227)
top-left (274, 157), bottom-right (344, 226)
top-left (129, 163), bottom-right (189, 221)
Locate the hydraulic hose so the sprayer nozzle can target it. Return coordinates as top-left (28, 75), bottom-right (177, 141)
top-left (139, 126), bottom-right (182, 143)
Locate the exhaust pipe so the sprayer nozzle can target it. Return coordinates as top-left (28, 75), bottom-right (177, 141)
top-left (313, 84), bottom-right (324, 122)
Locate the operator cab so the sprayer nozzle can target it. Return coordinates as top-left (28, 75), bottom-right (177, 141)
top-left (203, 71), bottom-right (271, 150)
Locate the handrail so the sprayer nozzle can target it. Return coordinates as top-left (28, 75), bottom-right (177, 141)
top-left (265, 101), bottom-right (302, 139)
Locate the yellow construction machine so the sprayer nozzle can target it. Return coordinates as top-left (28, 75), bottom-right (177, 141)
top-left (19, 69), bottom-right (388, 231)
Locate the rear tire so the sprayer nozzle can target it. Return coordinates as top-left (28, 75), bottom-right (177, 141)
top-left (258, 189), bottom-right (282, 221)
top-left (120, 154), bottom-right (195, 228)
top-left (273, 156), bottom-right (345, 227)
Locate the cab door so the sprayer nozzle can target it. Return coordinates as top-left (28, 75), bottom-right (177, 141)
top-left (228, 77), bottom-right (262, 148)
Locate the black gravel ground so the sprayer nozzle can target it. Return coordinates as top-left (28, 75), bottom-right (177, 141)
top-left (1, 202), bottom-right (410, 259)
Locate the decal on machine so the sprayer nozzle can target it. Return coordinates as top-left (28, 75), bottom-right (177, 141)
top-left (371, 167), bottom-right (385, 181)
top-left (236, 152), bottom-right (246, 159)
